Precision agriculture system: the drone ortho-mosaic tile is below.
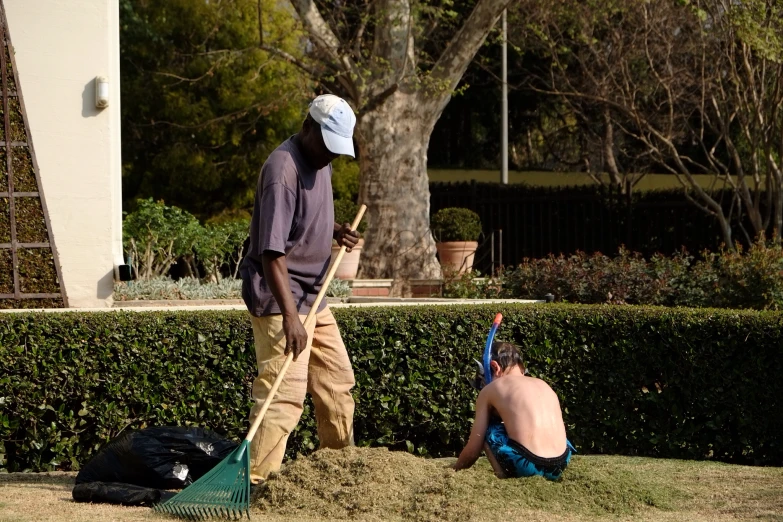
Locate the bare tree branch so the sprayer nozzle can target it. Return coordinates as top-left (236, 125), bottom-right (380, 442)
top-left (424, 0), bottom-right (513, 111)
top-left (258, 0), bottom-right (264, 46)
top-left (289, 0), bottom-right (363, 100)
top-left (137, 100), bottom-right (280, 130)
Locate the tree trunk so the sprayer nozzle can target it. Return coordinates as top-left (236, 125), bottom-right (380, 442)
top-left (774, 184), bottom-right (783, 242)
top-left (602, 109), bottom-right (625, 193)
top-left (284, 0), bottom-right (512, 290)
top-left (355, 91), bottom-right (442, 291)
top-left (717, 210), bottom-right (733, 249)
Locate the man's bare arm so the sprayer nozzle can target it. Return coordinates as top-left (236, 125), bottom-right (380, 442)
top-left (261, 251), bottom-right (308, 358)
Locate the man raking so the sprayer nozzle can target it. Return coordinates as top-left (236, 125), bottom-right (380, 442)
top-left (239, 94), bottom-right (360, 484)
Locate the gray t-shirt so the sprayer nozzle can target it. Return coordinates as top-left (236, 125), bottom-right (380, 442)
top-left (240, 136), bottom-right (334, 317)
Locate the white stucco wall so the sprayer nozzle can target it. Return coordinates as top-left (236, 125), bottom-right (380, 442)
top-left (5, 0), bottom-right (122, 307)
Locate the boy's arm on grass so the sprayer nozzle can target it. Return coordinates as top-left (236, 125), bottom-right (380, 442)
top-left (454, 388), bottom-right (491, 471)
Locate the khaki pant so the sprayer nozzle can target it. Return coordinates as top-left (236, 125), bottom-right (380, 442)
top-left (248, 307), bottom-right (355, 483)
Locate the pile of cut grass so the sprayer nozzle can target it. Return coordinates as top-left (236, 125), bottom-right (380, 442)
top-left (255, 447), bottom-right (684, 521)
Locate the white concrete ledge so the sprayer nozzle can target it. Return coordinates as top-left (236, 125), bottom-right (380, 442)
top-left (349, 279), bottom-right (393, 288)
top-left (113, 299), bottom-right (246, 308)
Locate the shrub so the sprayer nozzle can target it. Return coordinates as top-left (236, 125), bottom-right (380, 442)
top-left (501, 239), bottom-right (783, 310)
top-left (326, 279), bottom-right (352, 298)
top-left (333, 198), bottom-right (367, 234)
top-left (331, 157), bottom-right (360, 203)
top-left (113, 276), bottom-right (353, 301)
top-left (123, 201), bottom-right (251, 283)
top-left (194, 220), bottom-right (250, 281)
top-left (114, 277), bottom-right (242, 301)
top-left (441, 268), bottom-right (502, 299)
top-left (430, 208), bottom-right (482, 242)
top-left (706, 238), bottom-right (783, 309)
top-left (2, 305), bottom-right (782, 472)
top-left (501, 248), bottom-right (688, 305)
top-left (123, 198), bottom-right (203, 279)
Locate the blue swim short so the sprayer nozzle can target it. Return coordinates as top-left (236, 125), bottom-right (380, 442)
top-left (485, 418), bottom-right (575, 480)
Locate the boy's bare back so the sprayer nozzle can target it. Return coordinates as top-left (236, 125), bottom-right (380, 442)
top-left (484, 375), bottom-right (567, 458)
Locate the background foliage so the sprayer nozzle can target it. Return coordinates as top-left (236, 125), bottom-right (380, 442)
top-left (333, 199), bottom-right (368, 235)
top-left (497, 238), bottom-right (783, 310)
top-left (331, 157), bottom-right (361, 203)
top-left (2, 305), bottom-right (781, 472)
top-left (117, 0), bottom-right (783, 257)
top-left (120, 0), bottom-right (308, 219)
top-left (120, 196), bottom-right (783, 311)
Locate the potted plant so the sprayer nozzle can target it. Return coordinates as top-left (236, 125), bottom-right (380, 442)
top-left (331, 198), bottom-right (367, 280)
top-left (431, 207), bottom-right (482, 274)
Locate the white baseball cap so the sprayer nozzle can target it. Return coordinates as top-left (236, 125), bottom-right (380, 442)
top-left (309, 94), bottom-right (356, 157)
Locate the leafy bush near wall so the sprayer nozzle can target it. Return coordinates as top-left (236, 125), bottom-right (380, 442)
top-left (123, 199), bottom-right (249, 281)
top-left (2, 305), bottom-right (782, 472)
top-left (123, 198), bottom-right (203, 279)
top-left (195, 220), bottom-right (249, 281)
top-left (501, 248), bottom-right (687, 305)
top-left (327, 279), bottom-right (352, 298)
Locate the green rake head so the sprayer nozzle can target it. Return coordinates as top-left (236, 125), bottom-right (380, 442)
top-left (155, 440), bottom-right (251, 520)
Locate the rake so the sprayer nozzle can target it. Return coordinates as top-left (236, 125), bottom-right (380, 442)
top-left (155, 204), bottom-right (367, 520)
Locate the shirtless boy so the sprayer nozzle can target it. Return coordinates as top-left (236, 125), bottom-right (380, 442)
top-left (453, 342), bottom-right (575, 480)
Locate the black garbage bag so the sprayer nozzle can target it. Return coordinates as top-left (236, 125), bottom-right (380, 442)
top-left (73, 426), bottom-right (237, 506)
top-left (72, 482), bottom-right (176, 507)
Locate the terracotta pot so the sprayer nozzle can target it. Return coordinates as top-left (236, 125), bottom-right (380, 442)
top-left (436, 241), bottom-right (478, 274)
top-left (331, 238), bottom-right (364, 280)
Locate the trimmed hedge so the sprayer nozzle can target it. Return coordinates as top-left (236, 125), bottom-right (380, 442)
top-left (1, 304), bottom-right (782, 472)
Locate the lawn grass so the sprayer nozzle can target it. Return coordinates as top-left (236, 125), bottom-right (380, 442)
top-left (427, 169), bottom-right (721, 191)
top-left (0, 452), bottom-right (781, 522)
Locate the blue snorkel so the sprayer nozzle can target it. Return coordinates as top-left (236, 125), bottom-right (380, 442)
top-left (483, 313), bottom-right (503, 386)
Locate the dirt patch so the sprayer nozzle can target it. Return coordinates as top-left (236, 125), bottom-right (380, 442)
top-left (0, 472), bottom-right (161, 522)
top-left (255, 447), bottom-right (683, 522)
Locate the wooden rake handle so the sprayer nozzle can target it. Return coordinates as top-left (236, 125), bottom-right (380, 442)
top-left (244, 204), bottom-right (367, 442)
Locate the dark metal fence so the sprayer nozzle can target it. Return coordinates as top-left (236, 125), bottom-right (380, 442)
top-left (430, 181), bottom-right (742, 272)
